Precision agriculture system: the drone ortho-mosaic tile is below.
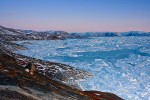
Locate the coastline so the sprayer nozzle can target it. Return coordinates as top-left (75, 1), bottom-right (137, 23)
top-left (14, 51), bottom-right (93, 90)
top-left (0, 25), bottom-right (123, 100)
top-left (0, 46), bottom-right (123, 100)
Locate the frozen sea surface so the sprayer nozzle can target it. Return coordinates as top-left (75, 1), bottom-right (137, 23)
top-left (15, 37), bottom-right (150, 100)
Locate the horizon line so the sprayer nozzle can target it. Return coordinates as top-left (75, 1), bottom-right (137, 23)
top-left (1, 25), bottom-right (150, 33)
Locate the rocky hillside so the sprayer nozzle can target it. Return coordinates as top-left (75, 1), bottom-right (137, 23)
top-left (0, 25), bottom-right (69, 41)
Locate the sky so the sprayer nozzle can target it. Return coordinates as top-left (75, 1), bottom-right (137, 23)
top-left (0, 0), bottom-right (150, 32)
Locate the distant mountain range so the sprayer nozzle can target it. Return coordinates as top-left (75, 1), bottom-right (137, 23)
top-left (69, 31), bottom-right (150, 38)
top-left (0, 25), bottom-right (150, 41)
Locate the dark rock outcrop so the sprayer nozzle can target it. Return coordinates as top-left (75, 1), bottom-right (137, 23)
top-left (0, 89), bottom-right (36, 100)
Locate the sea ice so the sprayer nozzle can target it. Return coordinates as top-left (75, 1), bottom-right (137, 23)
top-left (15, 37), bottom-right (150, 100)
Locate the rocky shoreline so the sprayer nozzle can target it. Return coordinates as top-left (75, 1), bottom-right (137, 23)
top-left (0, 25), bottom-right (123, 100)
top-left (13, 52), bottom-right (93, 90)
